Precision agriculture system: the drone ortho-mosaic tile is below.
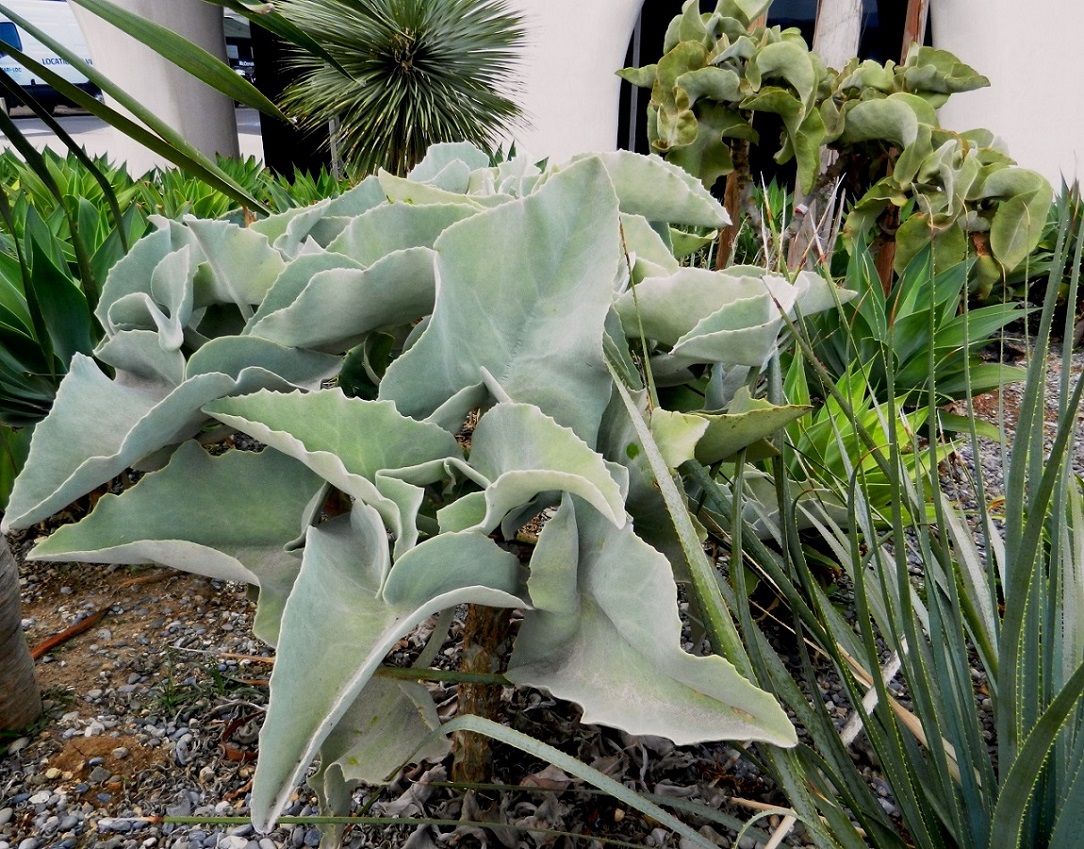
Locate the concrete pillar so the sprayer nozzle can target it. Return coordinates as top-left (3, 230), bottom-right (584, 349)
top-left (932, 0), bottom-right (1084, 186)
top-left (504, 0), bottom-right (644, 162)
top-left (71, 0), bottom-right (239, 174)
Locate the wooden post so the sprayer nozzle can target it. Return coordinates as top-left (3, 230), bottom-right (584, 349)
top-left (901, 0), bottom-right (931, 61)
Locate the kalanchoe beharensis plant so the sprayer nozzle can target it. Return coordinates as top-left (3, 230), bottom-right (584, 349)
top-left (1, 143), bottom-right (847, 832)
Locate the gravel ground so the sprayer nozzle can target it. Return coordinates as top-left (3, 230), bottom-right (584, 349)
top-left (2, 341), bottom-right (1082, 849)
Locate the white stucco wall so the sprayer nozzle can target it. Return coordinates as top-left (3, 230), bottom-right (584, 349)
top-left (504, 0), bottom-right (644, 162)
top-left (71, 0), bottom-right (238, 174)
top-left (933, 0), bottom-right (1084, 187)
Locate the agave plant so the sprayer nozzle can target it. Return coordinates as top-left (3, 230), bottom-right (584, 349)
top-left (275, 0), bottom-right (525, 176)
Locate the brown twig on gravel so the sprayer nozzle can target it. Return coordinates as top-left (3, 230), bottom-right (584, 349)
top-left (29, 567), bottom-right (174, 660)
top-left (29, 606), bottom-right (109, 660)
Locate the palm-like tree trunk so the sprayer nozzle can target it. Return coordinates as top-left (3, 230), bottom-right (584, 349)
top-left (0, 535), bottom-right (41, 732)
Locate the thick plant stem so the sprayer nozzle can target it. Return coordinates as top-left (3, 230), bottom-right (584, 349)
top-left (715, 139), bottom-right (752, 270)
top-left (452, 603), bottom-right (512, 783)
top-left (0, 536), bottom-right (41, 732)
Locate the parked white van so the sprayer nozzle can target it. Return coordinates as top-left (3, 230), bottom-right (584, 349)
top-left (0, 0), bottom-right (97, 113)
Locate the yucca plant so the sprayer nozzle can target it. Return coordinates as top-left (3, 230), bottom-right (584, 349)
top-left (679, 186), bottom-right (1084, 848)
top-left (275, 0), bottom-right (525, 176)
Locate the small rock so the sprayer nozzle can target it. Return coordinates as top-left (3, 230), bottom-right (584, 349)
top-left (84, 722), bottom-right (105, 738)
top-left (0, 808), bottom-right (12, 825)
top-left (112, 747), bottom-right (129, 760)
top-left (44, 768), bottom-right (61, 780)
top-left (7, 737), bottom-right (30, 754)
top-left (17, 838), bottom-right (39, 849)
top-left (89, 766), bottom-right (112, 783)
top-left (28, 791), bottom-right (51, 805)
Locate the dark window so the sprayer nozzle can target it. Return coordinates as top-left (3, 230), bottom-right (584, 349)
top-left (0, 21), bottom-right (22, 56)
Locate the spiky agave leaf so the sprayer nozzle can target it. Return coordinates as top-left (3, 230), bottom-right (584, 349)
top-left (277, 0), bottom-right (524, 176)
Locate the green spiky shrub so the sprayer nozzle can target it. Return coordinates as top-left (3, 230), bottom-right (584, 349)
top-left (276, 0), bottom-right (525, 176)
top-left (679, 189), bottom-right (1084, 848)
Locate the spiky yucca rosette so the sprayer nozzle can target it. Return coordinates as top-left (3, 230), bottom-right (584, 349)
top-left (277, 0), bottom-right (524, 176)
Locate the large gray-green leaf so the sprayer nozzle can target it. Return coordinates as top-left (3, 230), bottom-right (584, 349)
top-left (692, 387), bottom-right (810, 463)
top-left (377, 171), bottom-right (511, 209)
top-left (621, 214), bottom-right (680, 281)
top-left (27, 442), bottom-right (322, 644)
top-left (204, 389), bottom-right (463, 535)
top-left (616, 267), bottom-right (841, 368)
top-left (407, 142), bottom-right (492, 184)
top-left (247, 251), bottom-right (366, 330)
top-left (506, 496), bottom-right (797, 746)
top-left (327, 203), bottom-right (478, 268)
top-left (205, 390), bottom-right (461, 482)
top-left (246, 248), bottom-right (437, 352)
top-left (379, 157), bottom-right (621, 446)
top-left (2, 344), bottom-right (339, 532)
top-left (99, 245), bottom-right (196, 347)
top-left (94, 226), bottom-right (176, 332)
top-left (563, 151), bottom-right (729, 228)
top-left (436, 402), bottom-right (628, 534)
top-left (839, 97), bottom-right (921, 149)
top-left (249, 177), bottom-right (385, 255)
top-left (311, 676), bottom-right (449, 801)
top-left (250, 507), bottom-right (525, 831)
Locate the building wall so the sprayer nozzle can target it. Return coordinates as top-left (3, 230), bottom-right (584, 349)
top-left (933, 0), bottom-right (1084, 186)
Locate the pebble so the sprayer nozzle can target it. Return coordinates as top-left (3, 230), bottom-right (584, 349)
top-left (7, 738), bottom-right (29, 754)
top-left (89, 766), bottom-right (113, 783)
top-left (17, 839), bottom-right (38, 849)
top-left (0, 809), bottom-right (11, 826)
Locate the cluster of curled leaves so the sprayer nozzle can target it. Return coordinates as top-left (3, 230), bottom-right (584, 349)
top-left (621, 0), bottom-right (1052, 291)
top-left (2, 143), bottom-right (847, 830)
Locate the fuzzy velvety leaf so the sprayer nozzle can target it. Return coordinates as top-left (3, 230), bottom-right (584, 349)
top-left (28, 441), bottom-right (323, 644)
top-left (205, 389), bottom-right (463, 549)
top-left (662, 101), bottom-right (747, 189)
top-left (563, 151), bottom-right (728, 228)
top-left (506, 496), bottom-right (798, 747)
top-left (327, 203), bottom-right (478, 268)
top-left (692, 387), bottom-right (811, 463)
top-left (676, 65), bottom-right (742, 106)
top-left (407, 141), bottom-right (491, 184)
top-left (840, 97), bottom-right (919, 149)
top-left (2, 342), bottom-right (339, 532)
top-left (755, 40), bottom-right (816, 106)
top-left (246, 247), bottom-right (438, 352)
top-left (247, 252), bottom-right (366, 330)
top-left (250, 508), bottom-right (525, 831)
top-left (903, 46), bottom-right (989, 94)
top-left (379, 157), bottom-right (620, 446)
top-left (311, 677), bottom-right (449, 800)
top-left (987, 174), bottom-right (1053, 271)
top-left (436, 402), bottom-right (628, 534)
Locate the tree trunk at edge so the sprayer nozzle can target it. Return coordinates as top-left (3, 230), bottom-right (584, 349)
top-left (0, 536), bottom-right (41, 732)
